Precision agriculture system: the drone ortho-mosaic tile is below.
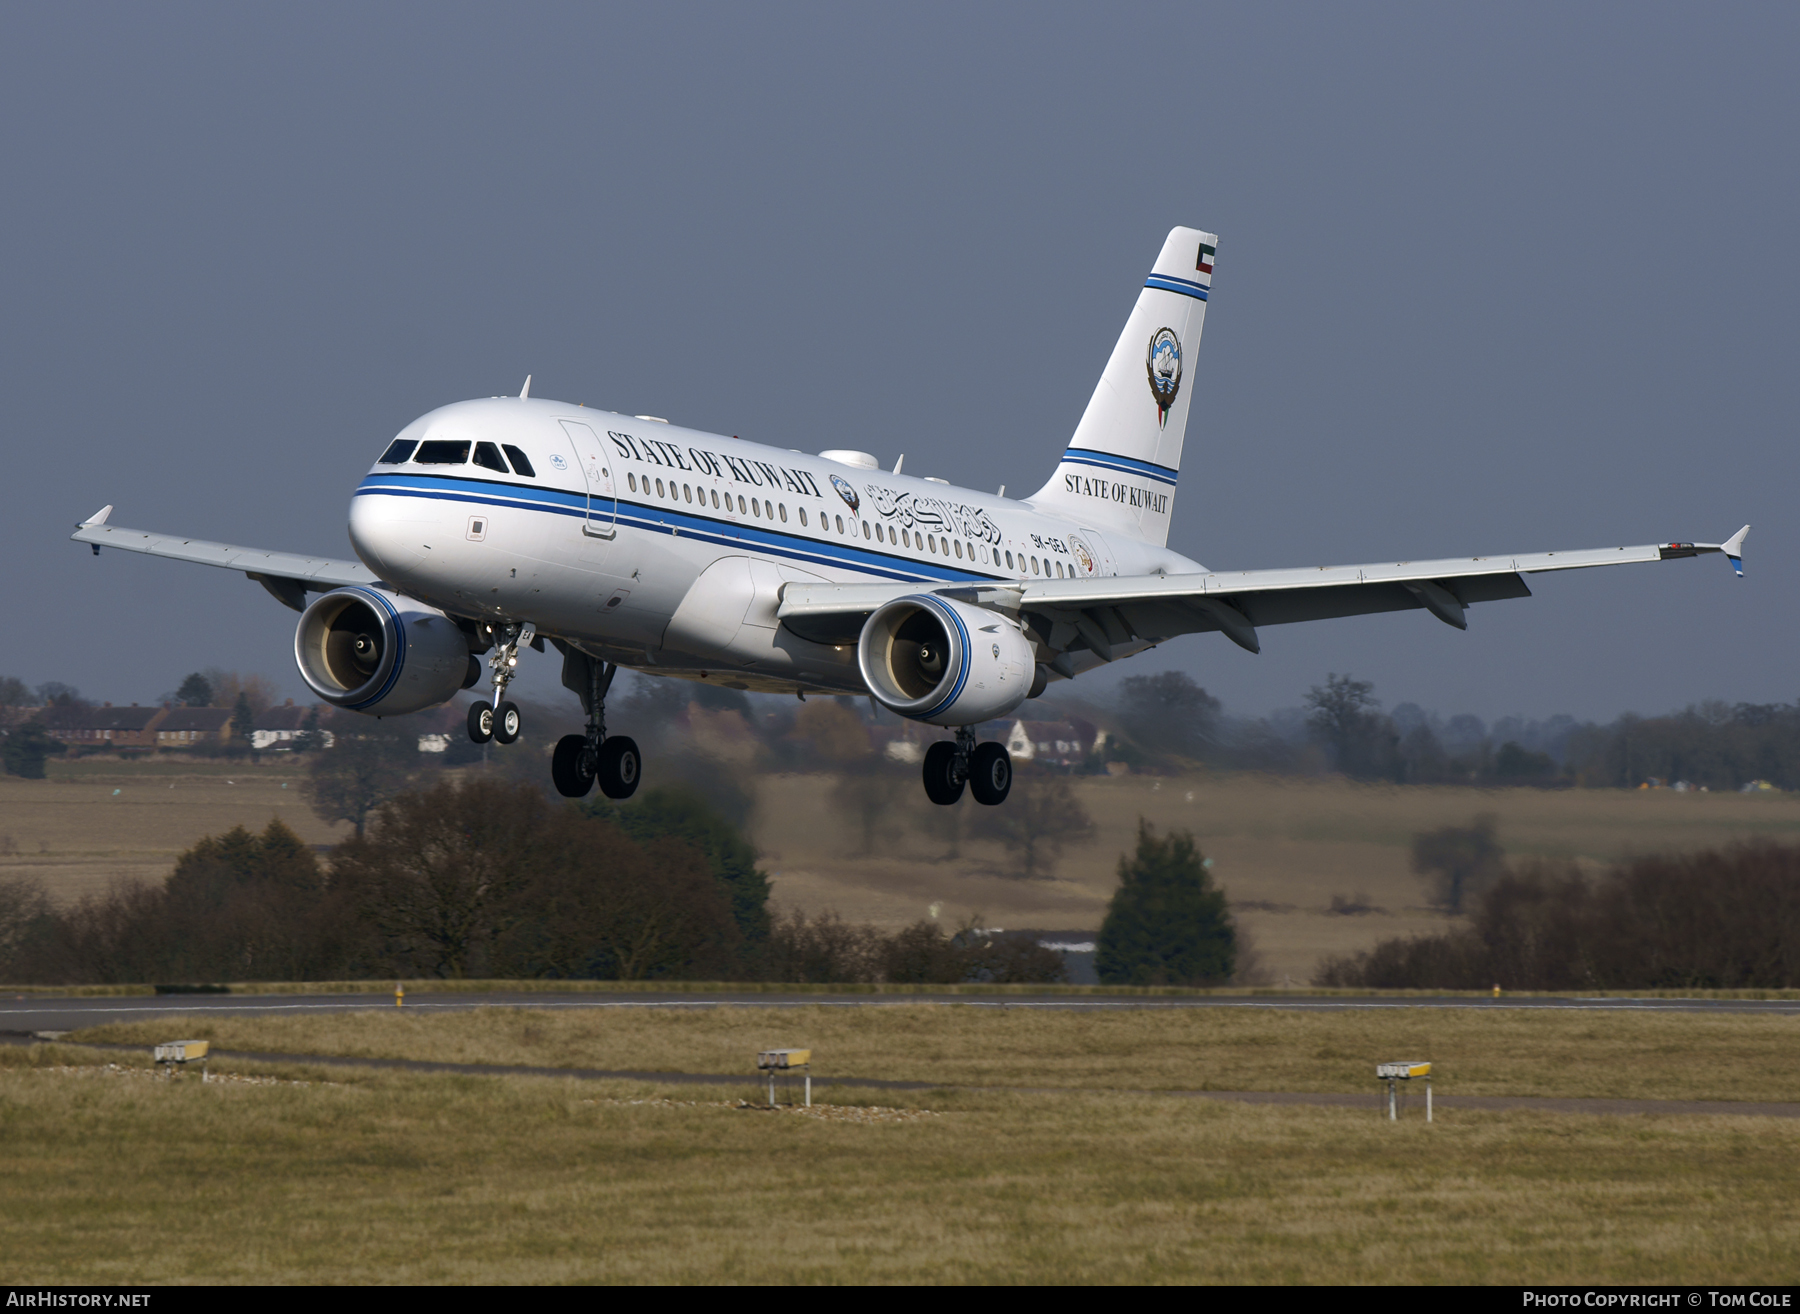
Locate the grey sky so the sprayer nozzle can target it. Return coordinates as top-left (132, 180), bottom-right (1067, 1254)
top-left (4, 3), bottom-right (1794, 722)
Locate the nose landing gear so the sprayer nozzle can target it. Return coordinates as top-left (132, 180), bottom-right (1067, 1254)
top-left (922, 727), bottom-right (1012, 806)
top-left (551, 649), bottom-right (640, 800)
top-left (467, 622), bottom-right (533, 745)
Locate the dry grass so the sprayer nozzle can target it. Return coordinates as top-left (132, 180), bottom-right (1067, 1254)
top-left (73, 1002), bottom-right (1800, 1103)
top-left (9, 760), bottom-right (1800, 982)
top-left (755, 772), bottom-right (1800, 982)
top-left (0, 761), bottom-right (343, 905)
top-left (0, 1038), bottom-right (1796, 1284)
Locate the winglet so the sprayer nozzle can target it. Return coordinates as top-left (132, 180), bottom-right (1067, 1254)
top-left (1722, 524), bottom-right (1749, 577)
top-left (82, 505), bottom-right (113, 527)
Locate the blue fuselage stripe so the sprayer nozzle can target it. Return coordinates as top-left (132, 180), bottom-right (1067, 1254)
top-left (354, 475), bottom-right (1002, 585)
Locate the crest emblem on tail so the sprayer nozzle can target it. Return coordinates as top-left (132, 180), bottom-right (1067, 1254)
top-left (1146, 327), bottom-right (1182, 427)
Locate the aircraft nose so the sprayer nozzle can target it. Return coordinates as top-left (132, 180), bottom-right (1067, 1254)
top-left (348, 486), bottom-right (434, 577)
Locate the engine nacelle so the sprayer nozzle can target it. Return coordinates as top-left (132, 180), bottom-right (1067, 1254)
top-left (294, 586), bottom-right (478, 716)
top-left (857, 594), bottom-right (1033, 726)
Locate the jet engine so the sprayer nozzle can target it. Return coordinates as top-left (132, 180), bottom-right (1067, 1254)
top-left (857, 594), bottom-right (1033, 726)
top-left (294, 586), bottom-right (479, 716)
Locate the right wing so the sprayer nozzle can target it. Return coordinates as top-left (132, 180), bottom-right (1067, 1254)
top-left (70, 505), bottom-right (377, 612)
top-left (778, 528), bottom-right (1750, 664)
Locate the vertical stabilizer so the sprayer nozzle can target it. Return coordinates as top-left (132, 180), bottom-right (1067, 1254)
top-left (1026, 226), bottom-right (1216, 546)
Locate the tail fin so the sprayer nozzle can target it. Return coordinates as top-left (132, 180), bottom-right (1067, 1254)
top-left (1025, 226), bottom-right (1216, 546)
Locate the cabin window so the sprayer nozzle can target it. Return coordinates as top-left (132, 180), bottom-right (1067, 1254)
top-left (711, 489), bottom-right (720, 508)
top-left (798, 508), bottom-right (808, 527)
top-left (655, 479), bottom-right (665, 497)
top-left (835, 515), bottom-right (844, 534)
top-left (927, 536), bottom-right (935, 554)
top-left (414, 440), bottom-right (471, 464)
top-left (628, 474), bottom-right (637, 492)
top-left (378, 439), bottom-right (416, 464)
top-left (732, 495), bottom-right (742, 513)
top-left (887, 525), bottom-right (896, 544)
top-left (953, 540), bottom-right (963, 558)
top-left (751, 500), bottom-right (760, 518)
top-left (901, 529), bottom-right (910, 548)
top-left (683, 484), bottom-right (692, 502)
top-left (472, 442), bottom-right (508, 473)
top-left (862, 522), bottom-right (871, 540)
top-left (778, 504), bottom-right (788, 523)
top-left (1031, 557), bottom-right (1039, 574)
top-left (501, 444), bottom-right (535, 477)
top-left (1005, 550), bottom-right (1014, 569)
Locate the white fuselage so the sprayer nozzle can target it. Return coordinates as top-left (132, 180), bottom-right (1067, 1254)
top-left (348, 397), bottom-right (1203, 693)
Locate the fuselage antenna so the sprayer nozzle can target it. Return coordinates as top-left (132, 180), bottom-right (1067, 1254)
top-left (519, 375), bottom-right (532, 399)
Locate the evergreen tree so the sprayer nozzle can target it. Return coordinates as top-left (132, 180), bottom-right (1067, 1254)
top-left (1095, 821), bottom-right (1236, 985)
top-left (176, 672), bottom-right (213, 707)
top-left (231, 692), bottom-right (255, 748)
top-left (1, 721), bottom-right (66, 780)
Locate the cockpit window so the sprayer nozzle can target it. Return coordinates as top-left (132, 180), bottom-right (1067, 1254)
top-left (414, 440), bottom-right (471, 464)
top-left (501, 444), bottom-right (535, 478)
top-left (472, 442), bottom-right (508, 473)
top-left (378, 439), bottom-right (416, 464)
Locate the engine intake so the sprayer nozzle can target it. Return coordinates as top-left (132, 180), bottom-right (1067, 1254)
top-left (858, 594), bottom-right (1032, 726)
top-left (294, 586), bottom-right (478, 716)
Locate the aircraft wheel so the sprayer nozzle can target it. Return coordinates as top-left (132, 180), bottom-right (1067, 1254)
top-left (493, 700), bottom-right (522, 745)
top-left (467, 701), bottom-right (494, 744)
top-left (596, 735), bottom-right (641, 800)
top-left (922, 741), bottom-right (965, 806)
top-left (968, 742), bottom-right (1013, 806)
top-left (552, 734), bottom-right (597, 798)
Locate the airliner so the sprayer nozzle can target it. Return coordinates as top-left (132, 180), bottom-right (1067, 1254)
top-left (71, 227), bottom-right (1748, 806)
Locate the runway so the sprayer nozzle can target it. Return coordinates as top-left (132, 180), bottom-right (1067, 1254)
top-left (4, 989), bottom-right (1798, 1034)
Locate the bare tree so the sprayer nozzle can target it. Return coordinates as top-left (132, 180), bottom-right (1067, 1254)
top-left (307, 722), bottom-right (419, 838)
top-left (973, 774), bottom-right (1093, 879)
top-left (331, 778), bottom-right (549, 977)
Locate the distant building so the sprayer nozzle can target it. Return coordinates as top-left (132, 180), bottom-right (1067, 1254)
top-left (251, 701), bottom-right (323, 750)
top-left (39, 703), bottom-right (163, 750)
top-left (1004, 719), bottom-right (1101, 767)
top-left (154, 706), bottom-right (235, 748)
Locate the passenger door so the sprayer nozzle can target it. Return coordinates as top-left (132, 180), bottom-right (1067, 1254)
top-left (558, 419), bottom-right (617, 538)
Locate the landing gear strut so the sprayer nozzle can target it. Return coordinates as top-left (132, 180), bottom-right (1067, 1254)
top-left (467, 622), bottom-right (533, 745)
top-left (922, 727), bottom-right (1012, 806)
top-left (552, 648), bottom-right (640, 800)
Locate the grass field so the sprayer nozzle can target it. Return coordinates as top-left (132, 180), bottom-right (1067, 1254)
top-left (756, 771), bottom-right (1800, 981)
top-left (5, 1004), bottom-right (1797, 1283)
top-left (73, 1003), bottom-right (1800, 1102)
top-left (8, 758), bottom-right (1800, 981)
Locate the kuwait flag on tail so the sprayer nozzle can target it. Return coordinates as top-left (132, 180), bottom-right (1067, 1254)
top-left (1196, 241), bottom-right (1215, 282)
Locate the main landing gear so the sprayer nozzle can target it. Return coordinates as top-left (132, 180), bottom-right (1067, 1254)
top-left (922, 727), bottom-right (1012, 807)
top-left (550, 651), bottom-right (639, 800)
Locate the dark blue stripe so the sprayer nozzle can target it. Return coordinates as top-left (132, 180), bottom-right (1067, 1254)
top-left (916, 596), bottom-right (973, 722)
top-left (1060, 449), bottom-right (1180, 487)
top-left (1144, 274), bottom-right (1209, 301)
top-left (343, 587), bottom-right (406, 711)
top-left (355, 480), bottom-right (1001, 586)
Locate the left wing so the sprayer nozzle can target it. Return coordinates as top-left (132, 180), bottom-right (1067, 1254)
top-left (70, 505), bottom-right (377, 612)
top-left (778, 528), bottom-right (1750, 664)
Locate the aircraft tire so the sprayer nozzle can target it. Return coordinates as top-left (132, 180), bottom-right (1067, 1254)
top-left (596, 735), bottom-right (641, 800)
top-left (922, 741), bottom-right (965, 806)
top-left (493, 700), bottom-right (522, 745)
top-left (552, 734), bottom-right (597, 798)
top-left (968, 742), bottom-right (1012, 806)
top-left (467, 701), bottom-right (494, 744)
